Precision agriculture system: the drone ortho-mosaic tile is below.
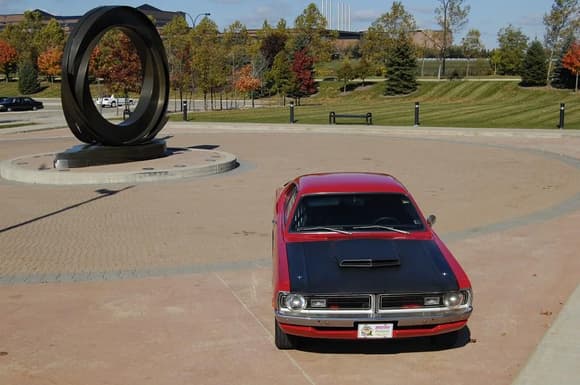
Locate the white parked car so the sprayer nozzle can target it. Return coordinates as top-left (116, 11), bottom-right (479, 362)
top-left (96, 94), bottom-right (135, 108)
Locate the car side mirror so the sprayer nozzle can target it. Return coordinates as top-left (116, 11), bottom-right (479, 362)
top-left (426, 214), bottom-right (437, 227)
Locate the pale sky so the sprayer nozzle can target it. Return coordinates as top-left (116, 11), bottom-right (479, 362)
top-left (0, 0), bottom-right (553, 48)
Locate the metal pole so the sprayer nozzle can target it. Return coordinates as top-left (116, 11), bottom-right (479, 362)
top-left (183, 100), bottom-right (188, 121)
top-left (559, 103), bottom-right (565, 129)
top-left (289, 101), bottom-right (295, 124)
top-left (414, 102), bottom-right (420, 126)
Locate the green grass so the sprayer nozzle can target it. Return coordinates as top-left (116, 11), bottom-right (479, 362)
top-left (176, 81), bottom-right (580, 129)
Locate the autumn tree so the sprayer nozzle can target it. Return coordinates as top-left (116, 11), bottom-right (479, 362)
top-left (496, 25), bottom-right (529, 75)
top-left (37, 47), bottom-right (63, 83)
top-left (91, 29), bottom-right (142, 95)
top-left (435, 0), bottom-right (470, 77)
top-left (234, 64), bottom-right (261, 106)
top-left (0, 39), bottom-right (18, 82)
top-left (362, 1), bottom-right (416, 75)
top-left (562, 41), bottom-right (580, 92)
top-left (355, 58), bottom-right (373, 86)
top-left (289, 49), bottom-right (316, 104)
top-left (0, 11), bottom-right (43, 63)
top-left (552, 35), bottom-right (577, 88)
top-left (543, 0), bottom-right (579, 84)
top-left (461, 29), bottom-right (484, 77)
top-left (521, 40), bottom-right (548, 86)
top-left (163, 15), bottom-right (191, 110)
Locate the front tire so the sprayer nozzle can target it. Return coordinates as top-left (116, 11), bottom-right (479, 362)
top-left (275, 320), bottom-right (295, 350)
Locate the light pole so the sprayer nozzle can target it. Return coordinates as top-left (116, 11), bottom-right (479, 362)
top-left (186, 12), bottom-right (211, 28)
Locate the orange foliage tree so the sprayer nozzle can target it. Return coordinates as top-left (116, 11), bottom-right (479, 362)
top-left (234, 64), bottom-right (261, 106)
top-left (0, 39), bottom-right (18, 82)
top-left (562, 42), bottom-right (580, 93)
top-left (90, 29), bottom-right (142, 95)
top-left (37, 47), bottom-right (63, 82)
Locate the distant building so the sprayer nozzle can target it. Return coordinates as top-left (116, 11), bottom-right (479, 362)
top-left (0, 4), bottom-right (184, 33)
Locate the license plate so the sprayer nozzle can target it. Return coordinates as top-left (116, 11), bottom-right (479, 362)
top-left (357, 323), bottom-right (393, 339)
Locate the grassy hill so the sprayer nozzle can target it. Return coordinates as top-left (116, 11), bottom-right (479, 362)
top-left (180, 81), bottom-right (579, 129)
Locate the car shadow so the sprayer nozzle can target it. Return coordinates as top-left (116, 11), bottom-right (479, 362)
top-left (292, 326), bottom-right (472, 354)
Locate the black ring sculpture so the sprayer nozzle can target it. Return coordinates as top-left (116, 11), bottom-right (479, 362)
top-left (61, 6), bottom-right (169, 145)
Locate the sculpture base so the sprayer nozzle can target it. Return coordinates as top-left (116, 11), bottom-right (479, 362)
top-left (54, 139), bottom-right (167, 169)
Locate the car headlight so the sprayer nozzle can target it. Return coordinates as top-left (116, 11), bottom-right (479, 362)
top-left (443, 291), bottom-right (469, 308)
top-left (283, 294), bottom-right (307, 311)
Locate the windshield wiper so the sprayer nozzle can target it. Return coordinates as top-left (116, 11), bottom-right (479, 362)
top-left (296, 226), bottom-right (352, 235)
top-left (351, 225), bottom-right (410, 235)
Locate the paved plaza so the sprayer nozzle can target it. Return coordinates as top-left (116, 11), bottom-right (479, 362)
top-left (1, 121), bottom-right (579, 385)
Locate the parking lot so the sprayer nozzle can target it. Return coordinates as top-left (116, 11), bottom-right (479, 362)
top-left (1, 121), bottom-right (579, 384)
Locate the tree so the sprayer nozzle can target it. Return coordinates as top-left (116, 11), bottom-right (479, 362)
top-left (552, 35), bottom-right (577, 88)
top-left (36, 19), bottom-right (65, 53)
top-left (362, 1), bottom-right (416, 75)
top-left (0, 39), bottom-right (18, 82)
top-left (384, 34), bottom-right (418, 96)
top-left (90, 29), bottom-right (142, 95)
top-left (336, 60), bottom-right (355, 94)
top-left (521, 40), bottom-right (548, 86)
top-left (190, 18), bottom-right (226, 110)
top-left (266, 50), bottom-right (293, 104)
top-left (234, 64), bottom-right (261, 106)
top-left (543, 0), bottom-right (579, 84)
top-left (37, 47), bottom-right (63, 83)
top-left (435, 0), bottom-right (470, 77)
top-left (497, 25), bottom-right (529, 75)
top-left (18, 61), bottom-right (39, 94)
top-left (355, 58), bottom-right (373, 86)
top-left (289, 48), bottom-right (316, 104)
top-left (163, 15), bottom-right (191, 111)
top-left (292, 3), bottom-right (335, 62)
top-left (562, 41), bottom-right (580, 91)
top-left (461, 29), bottom-right (484, 77)
top-left (1, 11), bottom-right (43, 63)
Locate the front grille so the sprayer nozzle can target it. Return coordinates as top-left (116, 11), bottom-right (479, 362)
top-left (307, 295), bottom-right (371, 310)
top-left (379, 294), bottom-right (442, 309)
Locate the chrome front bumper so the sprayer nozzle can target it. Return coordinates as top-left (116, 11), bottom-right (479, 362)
top-left (276, 306), bottom-right (472, 328)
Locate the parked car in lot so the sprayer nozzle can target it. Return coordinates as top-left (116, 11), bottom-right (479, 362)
top-left (96, 94), bottom-right (134, 108)
top-left (0, 96), bottom-right (44, 112)
top-left (272, 172), bottom-right (473, 349)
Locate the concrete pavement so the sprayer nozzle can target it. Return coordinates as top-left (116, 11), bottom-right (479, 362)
top-left (0, 122), bottom-right (579, 385)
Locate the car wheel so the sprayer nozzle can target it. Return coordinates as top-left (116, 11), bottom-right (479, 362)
top-left (32, 106), bottom-right (38, 111)
top-left (275, 320), bottom-right (295, 350)
top-left (111, 101), bottom-right (116, 107)
top-left (7, 107), bottom-right (12, 112)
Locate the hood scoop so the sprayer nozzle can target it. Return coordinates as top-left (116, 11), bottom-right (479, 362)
top-left (338, 257), bottom-right (400, 268)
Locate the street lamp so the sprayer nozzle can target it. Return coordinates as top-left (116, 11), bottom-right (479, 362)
top-left (186, 12), bottom-right (211, 28)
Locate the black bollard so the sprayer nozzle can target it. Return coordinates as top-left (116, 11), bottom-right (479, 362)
top-left (289, 101), bottom-right (295, 124)
top-left (182, 100), bottom-right (188, 121)
top-left (558, 103), bottom-right (565, 129)
top-left (414, 102), bottom-right (420, 126)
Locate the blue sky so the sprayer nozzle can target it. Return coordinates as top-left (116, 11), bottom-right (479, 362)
top-left (0, 0), bottom-right (551, 48)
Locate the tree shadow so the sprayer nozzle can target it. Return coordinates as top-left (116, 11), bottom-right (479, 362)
top-left (292, 326), bottom-right (472, 355)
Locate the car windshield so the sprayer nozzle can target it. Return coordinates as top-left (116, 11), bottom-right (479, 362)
top-left (290, 193), bottom-right (425, 233)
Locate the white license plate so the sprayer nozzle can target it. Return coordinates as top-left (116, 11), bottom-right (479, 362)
top-left (357, 323), bottom-right (394, 339)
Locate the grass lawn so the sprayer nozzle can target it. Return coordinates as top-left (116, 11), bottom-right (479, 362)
top-left (178, 81), bottom-right (580, 129)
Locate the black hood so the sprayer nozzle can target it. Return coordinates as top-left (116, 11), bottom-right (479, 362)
top-left (286, 239), bottom-right (458, 294)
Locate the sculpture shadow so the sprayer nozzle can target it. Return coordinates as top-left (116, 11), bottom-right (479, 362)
top-left (292, 326), bottom-right (472, 355)
top-left (0, 186), bottom-right (135, 234)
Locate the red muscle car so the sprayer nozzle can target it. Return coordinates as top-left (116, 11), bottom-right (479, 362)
top-left (272, 172), bottom-right (473, 349)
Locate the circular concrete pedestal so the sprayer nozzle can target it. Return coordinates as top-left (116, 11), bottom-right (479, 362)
top-left (0, 147), bottom-right (238, 185)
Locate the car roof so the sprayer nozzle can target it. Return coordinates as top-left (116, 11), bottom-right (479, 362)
top-left (293, 172), bottom-right (409, 195)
